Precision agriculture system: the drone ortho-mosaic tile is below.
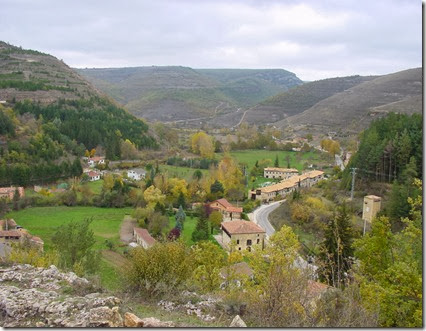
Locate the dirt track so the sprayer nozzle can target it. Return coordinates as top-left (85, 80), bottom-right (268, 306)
top-left (120, 215), bottom-right (136, 243)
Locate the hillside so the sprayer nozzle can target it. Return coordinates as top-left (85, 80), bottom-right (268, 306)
top-left (281, 68), bottom-right (422, 136)
top-left (240, 75), bottom-right (378, 125)
top-left (0, 41), bottom-right (157, 186)
top-left (0, 41), bottom-right (102, 103)
top-left (77, 66), bottom-right (303, 123)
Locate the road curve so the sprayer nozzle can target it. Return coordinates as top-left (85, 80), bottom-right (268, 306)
top-left (251, 200), bottom-right (284, 237)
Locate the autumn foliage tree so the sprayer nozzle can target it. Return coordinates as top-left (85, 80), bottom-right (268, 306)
top-left (190, 131), bottom-right (215, 158)
top-left (321, 139), bottom-right (340, 157)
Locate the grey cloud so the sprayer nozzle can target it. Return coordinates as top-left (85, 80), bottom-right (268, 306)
top-left (1, 0), bottom-right (421, 80)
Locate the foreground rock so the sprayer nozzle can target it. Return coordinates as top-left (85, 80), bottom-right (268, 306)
top-left (230, 315), bottom-right (247, 327)
top-left (0, 264), bottom-right (174, 327)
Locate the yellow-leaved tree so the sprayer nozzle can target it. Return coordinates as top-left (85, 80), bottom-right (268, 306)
top-left (190, 131), bottom-right (215, 158)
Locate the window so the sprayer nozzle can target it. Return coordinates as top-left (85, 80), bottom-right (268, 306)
top-left (236, 240), bottom-right (240, 244)
top-left (247, 239), bottom-right (252, 246)
top-left (238, 247), bottom-right (241, 251)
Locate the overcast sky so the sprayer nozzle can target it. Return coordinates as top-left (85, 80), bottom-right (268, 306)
top-left (2, 0), bottom-right (422, 81)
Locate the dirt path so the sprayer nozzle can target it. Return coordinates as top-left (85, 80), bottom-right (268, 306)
top-left (120, 215), bottom-right (136, 244)
top-left (101, 250), bottom-right (128, 268)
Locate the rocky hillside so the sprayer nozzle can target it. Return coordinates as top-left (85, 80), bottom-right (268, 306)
top-left (0, 264), bottom-right (176, 327)
top-left (281, 68), bottom-right (422, 136)
top-left (0, 41), bottom-right (102, 103)
top-left (240, 75), bottom-right (378, 125)
top-left (77, 66), bottom-right (303, 123)
top-left (0, 264), bottom-right (245, 327)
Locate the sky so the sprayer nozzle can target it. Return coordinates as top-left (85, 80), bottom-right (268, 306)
top-left (1, 0), bottom-right (422, 81)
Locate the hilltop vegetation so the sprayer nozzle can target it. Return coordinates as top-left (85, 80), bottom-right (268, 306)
top-left (77, 66), bottom-right (303, 123)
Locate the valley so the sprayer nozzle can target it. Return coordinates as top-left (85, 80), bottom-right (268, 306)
top-left (0, 40), bottom-right (422, 328)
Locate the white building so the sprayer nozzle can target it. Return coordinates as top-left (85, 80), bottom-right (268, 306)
top-left (127, 168), bottom-right (146, 181)
top-left (87, 171), bottom-right (101, 181)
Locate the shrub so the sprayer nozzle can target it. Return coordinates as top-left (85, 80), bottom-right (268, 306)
top-left (124, 241), bottom-right (193, 297)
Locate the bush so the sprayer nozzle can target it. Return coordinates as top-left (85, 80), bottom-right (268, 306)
top-left (124, 241), bottom-right (193, 297)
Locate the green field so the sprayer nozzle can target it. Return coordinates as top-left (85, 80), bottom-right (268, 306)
top-left (6, 206), bottom-right (132, 290)
top-left (86, 179), bottom-right (104, 195)
top-left (6, 206), bottom-right (132, 250)
top-left (160, 165), bottom-right (209, 181)
top-left (217, 149), bottom-right (327, 171)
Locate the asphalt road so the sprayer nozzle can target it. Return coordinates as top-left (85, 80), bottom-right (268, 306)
top-left (252, 200), bottom-right (284, 237)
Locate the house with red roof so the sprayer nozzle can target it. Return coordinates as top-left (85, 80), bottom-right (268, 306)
top-left (0, 219), bottom-right (44, 257)
top-left (0, 186), bottom-right (24, 200)
top-left (221, 220), bottom-right (265, 252)
top-left (87, 171), bottom-right (101, 181)
top-left (210, 198), bottom-right (243, 221)
top-left (133, 227), bottom-right (156, 249)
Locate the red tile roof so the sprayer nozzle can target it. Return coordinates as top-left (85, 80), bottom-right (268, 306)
top-left (133, 227), bottom-right (156, 246)
top-left (213, 198), bottom-right (243, 213)
top-left (88, 171), bottom-right (100, 177)
top-left (221, 220), bottom-right (265, 234)
top-left (0, 230), bottom-right (22, 237)
top-left (89, 156), bottom-right (104, 162)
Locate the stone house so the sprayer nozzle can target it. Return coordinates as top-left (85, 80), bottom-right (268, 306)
top-left (0, 219), bottom-right (44, 257)
top-left (221, 220), bottom-right (266, 252)
top-left (0, 186), bottom-right (25, 200)
top-left (250, 170), bottom-right (325, 202)
top-left (133, 227), bottom-right (156, 249)
top-left (209, 198), bottom-right (242, 221)
top-left (263, 167), bottom-right (299, 180)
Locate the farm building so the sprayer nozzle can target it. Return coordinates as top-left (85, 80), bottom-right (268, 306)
top-left (0, 187), bottom-right (24, 200)
top-left (133, 227), bottom-right (156, 249)
top-left (87, 171), bottom-right (101, 181)
top-left (221, 220), bottom-right (266, 252)
top-left (0, 219), bottom-right (44, 257)
top-left (127, 168), bottom-right (146, 181)
top-left (209, 198), bottom-right (243, 221)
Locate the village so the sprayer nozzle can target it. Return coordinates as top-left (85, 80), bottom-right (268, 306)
top-left (0, 156), bottom-right (381, 266)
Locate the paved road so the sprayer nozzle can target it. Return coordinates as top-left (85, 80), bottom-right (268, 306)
top-left (252, 200), bottom-right (284, 237)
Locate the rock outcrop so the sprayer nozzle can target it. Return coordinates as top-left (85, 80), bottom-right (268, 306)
top-left (230, 315), bottom-right (247, 327)
top-left (0, 264), bottom-right (174, 327)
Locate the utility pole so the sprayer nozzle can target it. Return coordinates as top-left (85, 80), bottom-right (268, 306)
top-left (350, 167), bottom-right (357, 200)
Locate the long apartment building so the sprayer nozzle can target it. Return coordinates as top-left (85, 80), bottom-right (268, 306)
top-left (250, 170), bottom-right (325, 202)
top-left (263, 167), bottom-right (299, 180)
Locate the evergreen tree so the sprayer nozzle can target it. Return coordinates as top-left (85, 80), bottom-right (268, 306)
top-left (12, 187), bottom-right (20, 211)
top-left (192, 217), bottom-right (209, 242)
top-left (177, 191), bottom-right (186, 208)
top-left (319, 203), bottom-right (354, 288)
top-left (71, 158), bottom-right (83, 177)
top-left (210, 180), bottom-right (224, 194)
top-left (274, 154), bottom-right (279, 167)
top-left (175, 205), bottom-right (186, 230)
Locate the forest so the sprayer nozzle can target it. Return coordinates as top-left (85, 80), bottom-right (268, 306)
top-left (0, 97), bottom-right (158, 186)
